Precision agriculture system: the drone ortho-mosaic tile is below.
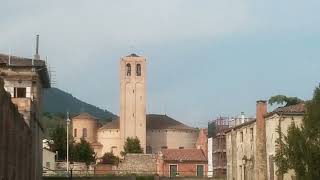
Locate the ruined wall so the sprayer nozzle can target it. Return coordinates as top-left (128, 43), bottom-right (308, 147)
top-left (117, 154), bottom-right (157, 175)
top-left (0, 79), bottom-right (33, 180)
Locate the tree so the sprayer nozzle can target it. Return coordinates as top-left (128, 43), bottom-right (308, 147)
top-left (269, 95), bottom-right (303, 107)
top-left (100, 152), bottom-right (119, 165)
top-left (121, 137), bottom-right (143, 156)
top-left (274, 85), bottom-right (320, 180)
top-left (48, 126), bottom-right (68, 160)
top-left (72, 138), bottom-right (96, 166)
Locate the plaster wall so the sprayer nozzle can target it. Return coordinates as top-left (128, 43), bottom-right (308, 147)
top-left (97, 129), bottom-right (122, 157)
top-left (265, 114), bottom-right (303, 180)
top-left (147, 129), bottom-right (198, 153)
top-left (72, 118), bottom-right (98, 144)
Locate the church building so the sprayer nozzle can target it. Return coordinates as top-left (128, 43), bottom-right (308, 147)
top-left (72, 54), bottom-right (200, 157)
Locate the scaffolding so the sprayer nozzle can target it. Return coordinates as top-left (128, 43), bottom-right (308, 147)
top-left (208, 117), bottom-right (230, 178)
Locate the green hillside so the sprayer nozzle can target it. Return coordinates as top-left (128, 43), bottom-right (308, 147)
top-left (42, 87), bottom-right (117, 120)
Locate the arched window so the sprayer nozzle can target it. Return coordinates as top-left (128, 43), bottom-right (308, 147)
top-left (126, 63), bottom-right (131, 76)
top-left (83, 128), bottom-right (87, 138)
top-left (136, 64), bottom-right (141, 76)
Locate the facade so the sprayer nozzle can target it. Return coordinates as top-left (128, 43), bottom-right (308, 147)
top-left (120, 54), bottom-right (147, 153)
top-left (208, 115), bottom-right (255, 178)
top-left (72, 54), bottom-right (200, 158)
top-left (0, 44), bottom-right (50, 180)
top-left (226, 101), bottom-right (305, 180)
top-left (156, 149), bottom-right (208, 177)
top-left (72, 113), bottom-right (199, 157)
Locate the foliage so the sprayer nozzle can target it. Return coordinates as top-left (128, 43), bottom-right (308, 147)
top-left (48, 125), bottom-right (70, 160)
top-left (72, 138), bottom-right (96, 166)
top-left (48, 126), bottom-right (95, 166)
top-left (274, 85), bottom-right (320, 180)
top-left (121, 137), bottom-right (144, 156)
top-left (269, 95), bottom-right (303, 107)
top-left (100, 152), bottom-right (120, 165)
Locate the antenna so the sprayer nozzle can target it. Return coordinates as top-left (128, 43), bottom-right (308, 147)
top-left (34, 35), bottom-right (40, 60)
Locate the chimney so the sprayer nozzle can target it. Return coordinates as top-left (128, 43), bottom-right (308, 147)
top-left (241, 112), bottom-right (245, 123)
top-left (255, 100), bottom-right (268, 180)
top-left (33, 35), bottom-right (40, 60)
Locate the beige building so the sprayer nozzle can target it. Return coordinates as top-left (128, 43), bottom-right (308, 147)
top-left (72, 54), bottom-right (200, 158)
top-left (226, 102), bottom-right (305, 180)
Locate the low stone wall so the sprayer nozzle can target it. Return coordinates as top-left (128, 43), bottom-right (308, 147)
top-left (55, 161), bottom-right (95, 175)
top-left (117, 154), bottom-right (157, 175)
top-left (95, 164), bottom-right (117, 175)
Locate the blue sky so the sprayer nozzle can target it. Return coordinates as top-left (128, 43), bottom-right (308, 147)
top-left (1, 0), bottom-right (319, 127)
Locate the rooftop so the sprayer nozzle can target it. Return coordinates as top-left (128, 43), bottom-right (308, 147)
top-left (160, 149), bottom-right (207, 162)
top-left (72, 112), bottom-right (98, 120)
top-left (99, 114), bottom-right (195, 131)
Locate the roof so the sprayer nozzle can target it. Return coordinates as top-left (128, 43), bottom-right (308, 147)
top-left (126, 53), bottom-right (139, 57)
top-left (0, 53), bottom-right (50, 88)
top-left (147, 114), bottom-right (194, 130)
top-left (99, 114), bottom-right (195, 131)
top-left (225, 103), bottom-right (306, 133)
top-left (160, 149), bottom-right (207, 162)
top-left (265, 103), bottom-right (305, 117)
top-left (72, 112), bottom-right (98, 120)
top-left (100, 118), bottom-right (119, 130)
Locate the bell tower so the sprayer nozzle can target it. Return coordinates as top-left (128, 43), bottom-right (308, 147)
top-left (120, 53), bottom-right (146, 153)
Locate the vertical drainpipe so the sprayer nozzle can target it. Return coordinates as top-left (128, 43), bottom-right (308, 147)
top-left (255, 100), bottom-right (268, 180)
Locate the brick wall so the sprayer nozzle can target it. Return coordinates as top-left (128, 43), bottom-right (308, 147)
top-left (0, 78), bottom-right (33, 180)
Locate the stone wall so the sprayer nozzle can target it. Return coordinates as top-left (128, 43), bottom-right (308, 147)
top-left (117, 154), bottom-right (157, 175)
top-left (0, 78), bottom-right (33, 180)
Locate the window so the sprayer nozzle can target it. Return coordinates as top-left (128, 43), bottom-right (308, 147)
top-left (250, 128), bottom-right (253, 141)
top-left (74, 129), bottom-right (77, 137)
top-left (136, 64), bottom-right (141, 76)
top-left (240, 132), bottom-right (243, 142)
top-left (179, 147), bottom-right (184, 149)
top-left (146, 146), bottom-right (152, 154)
top-left (46, 162), bottom-right (50, 169)
top-left (170, 165), bottom-right (178, 177)
top-left (14, 87), bottom-right (26, 98)
top-left (83, 128), bottom-right (87, 138)
top-left (161, 146), bottom-right (167, 149)
top-left (111, 146), bottom-right (117, 153)
top-left (126, 63), bottom-right (131, 76)
top-left (196, 165), bottom-right (204, 177)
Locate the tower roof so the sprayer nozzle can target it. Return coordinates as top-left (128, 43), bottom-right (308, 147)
top-left (72, 112), bottom-right (98, 120)
top-left (126, 53), bottom-right (140, 57)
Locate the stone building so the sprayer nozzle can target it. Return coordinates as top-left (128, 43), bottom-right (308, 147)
top-left (225, 101), bottom-right (305, 180)
top-left (72, 54), bottom-right (200, 158)
top-left (0, 40), bottom-right (50, 180)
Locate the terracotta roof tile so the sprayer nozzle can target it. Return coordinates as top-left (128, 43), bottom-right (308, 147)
top-left (266, 103), bottom-right (305, 117)
top-left (161, 149), bottom-right (207, 162)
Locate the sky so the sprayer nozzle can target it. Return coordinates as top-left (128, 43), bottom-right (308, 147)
top-left (1, 0), bottom-right (319, 127)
